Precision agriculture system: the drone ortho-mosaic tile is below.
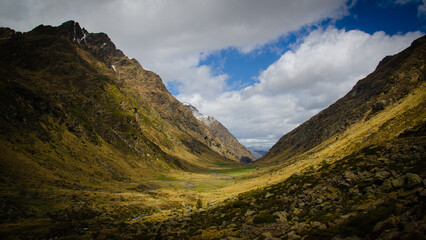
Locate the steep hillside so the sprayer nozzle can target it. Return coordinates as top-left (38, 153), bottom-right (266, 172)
top-left (0, 20), bottom-right (239, 178)
top-left (260, 35), bottom-right (426, 165)
top-left (184, 103), bottom-right (255, 162)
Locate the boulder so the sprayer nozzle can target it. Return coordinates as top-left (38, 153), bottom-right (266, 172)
top-left (344, 170), bottom-right (359, 182)
top-left (375, 171), bottom-right (391, 180)
top-left (245, 210), bottom-right (256, 217)
top-left (273, 211), bottom-right (287, 223)
top-left (265, 192), bottom-right (274, 198)
top-left (372, 215), bottom-right (398, 237)
top-left (292, 172), bottom-right (302, 178)
top-left (286, 231), bottom-right (301, 240)
top-left (311, 221), bottom-right (326, 230)
top-left (290, 222), bottom-right (308, 233)
top-left (405, 173), bottom-right (422, 189)
top-left (391, 177), bottom-right (405, 188)
top-left (382, 179), bottom-right (393, 192)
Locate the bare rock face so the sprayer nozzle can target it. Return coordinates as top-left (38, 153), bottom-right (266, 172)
top-left (183, 103), bottom-right (255, 162)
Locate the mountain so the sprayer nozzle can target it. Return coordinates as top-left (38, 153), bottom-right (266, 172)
top-left (0, 20), bottom-right (244, 173)
top-left (0, 21), bottom-right (244, 233)
top-left (247, 146), bottom-right (270, 159)
top-left (260, 35), bottom-right (426, 166)
top-left (183, 103), bottom-right (255, 162)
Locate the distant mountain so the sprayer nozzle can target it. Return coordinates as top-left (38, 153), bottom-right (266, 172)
top-left (184, 103), bottom-right (255, 162)
top-left (260, 35), bottom-right (426, 165)
top-left (247, 149), bottom-right (263, 159)
top-left (247, 146), bottom-right (270, 159)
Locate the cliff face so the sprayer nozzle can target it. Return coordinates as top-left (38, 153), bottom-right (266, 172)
top-left (184, 103), bottom-right (255, 162)
top-left (0, 21), bottom-right (237, 190)
top-left (260, 35), bottom-right (426, 164)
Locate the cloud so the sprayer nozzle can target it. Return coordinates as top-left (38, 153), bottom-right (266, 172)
top-left (179, 28), bottom-right (423, 147)
top-left (418, 0), bottom-right (426, 18)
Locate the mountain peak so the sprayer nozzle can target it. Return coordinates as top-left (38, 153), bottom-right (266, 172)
top-left (56, 21), bottom-right (124, 63)
top-left (183, 102), bottom-right (255, 162)
top-left (183, 102), bottom-right (213, 124)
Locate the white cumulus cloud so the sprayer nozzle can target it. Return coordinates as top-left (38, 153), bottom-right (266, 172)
top-left (179, 28), bottom-right (423, 147)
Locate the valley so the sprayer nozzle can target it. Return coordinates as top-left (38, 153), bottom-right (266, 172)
top-left (0, 161), bottom-right (267, 239)
top-left (0, 21), bottom-right (424, 239)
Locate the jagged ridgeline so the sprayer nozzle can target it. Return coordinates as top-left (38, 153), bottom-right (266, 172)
top-left (0, 21), bottom-right (245, 189)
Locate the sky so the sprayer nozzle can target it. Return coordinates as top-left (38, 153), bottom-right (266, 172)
top-left (1, 0), bottom-right (425, 148)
